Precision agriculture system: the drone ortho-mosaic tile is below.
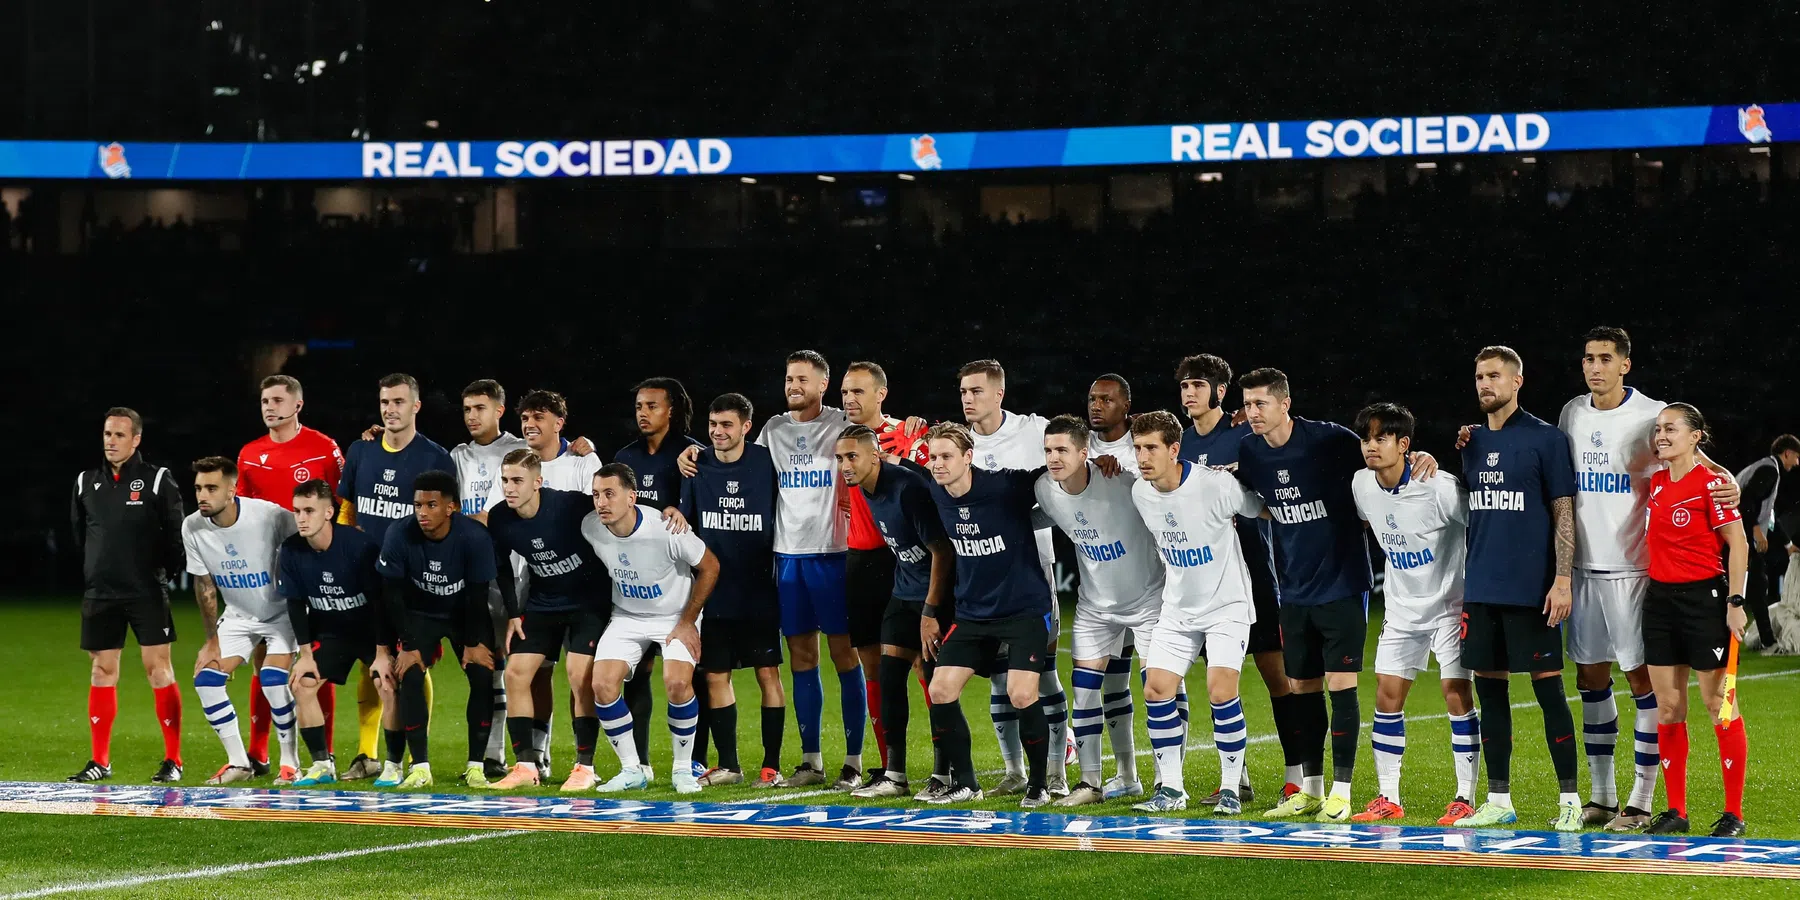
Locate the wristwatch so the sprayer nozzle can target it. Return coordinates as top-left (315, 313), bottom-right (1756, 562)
top-left (1727, 594), bottom-right (1746, 608)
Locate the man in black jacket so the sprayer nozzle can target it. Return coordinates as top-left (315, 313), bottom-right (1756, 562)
top-left (1738, 435), bottom-right (1800, 648)
top-left (69, 408), bottom-right (188, 783)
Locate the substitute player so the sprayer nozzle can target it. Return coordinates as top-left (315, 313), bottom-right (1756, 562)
top-left (69, 408), bottom-right (187, 784)
top-left (1129, 411), bottom-right (1266, 813)
top-left (485, 449), bottom-right (609, 791)
top-left (840, 360), bottom-right (929, 783)
top-left (1641, 404), bottom-right (1750, 838)
top-left (450, 379), bottom-right (529, 778)
top-left (580, 464), bottom-right (722, 794)
top-left (1347, 403), bottom-right (1480, 824)
top-left (182, 457), bottom-right (301, 784)
top-left (1176, 354), bottom-right (1299, 803)
top-left (959, 359), bottom-right (1070, 796)
top-left (279, 480), bottom-right (392, 787)
top-left (236, 375), bottom-right (353, 775)
top-left (837, 425), bottom-right (956, 799)
top-left (682, 393), bottom-right (788, 788)
top-left (1454, 347), bottom-right (1584, 831)
top-left (921, 423), bottom-right (1057, 808)
top-left (1033, 415), bottom-right (1163, 806)
top-left (372, 470), bottom-right (499, 790)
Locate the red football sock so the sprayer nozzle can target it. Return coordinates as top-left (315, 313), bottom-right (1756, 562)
top-left (866, 676), bottom-right (887, 769)
top-left (320, 682), bottom-right (338, 756)
top-left (248, 672), bottom-right (271, 763)
top-left (153, 684), bottom-right (183, 766)
top-left (1715, 718), bottom-right (1748, 817)
top-left (88, 686), bottom-right (118, 768)
top-left (1658, 722), bottom-right (1689, 817)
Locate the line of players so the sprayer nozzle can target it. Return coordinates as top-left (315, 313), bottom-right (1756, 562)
top-left (94, 329), bottom-right (1756, 834)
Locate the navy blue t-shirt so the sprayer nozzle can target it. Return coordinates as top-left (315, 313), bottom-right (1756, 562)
top-left (339, 435), bottom-right (456, 545)
top-left (863, 463), bottom-right (948, 602)
top-left (487, 487), bottom-right (604, 615)
top-left (616, 434), bottom-right (705, 511)
top-left (1462, 408), bottom-right (1578, 607)
top-left (680, 444), bottom-right (779, 619)
top-left (1182, 418), bottom-right (1278, 597)
top-left (376, 515), bottom-right (497, 620)
top-left (927, 466), bottom-right (1050, 622)
top-left (276, 525), bottom-right (383, 643)
top-left (1236, 416), bottom-right (1372, 606)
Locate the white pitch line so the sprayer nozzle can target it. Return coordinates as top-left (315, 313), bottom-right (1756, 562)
top-left (0, 829), bottom-right (526, 899)
top-left (736, 667), bottom-right (1800, 803)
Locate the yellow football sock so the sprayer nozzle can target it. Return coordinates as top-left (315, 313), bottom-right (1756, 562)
top-left (357, 668), bottom-right (382, 759)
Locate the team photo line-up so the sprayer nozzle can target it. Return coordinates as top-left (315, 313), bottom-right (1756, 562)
top-left (68, 327), bottom-right (1797, 838)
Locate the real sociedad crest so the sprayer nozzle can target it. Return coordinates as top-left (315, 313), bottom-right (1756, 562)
top-left (1739, 104), bottom-right (1773, 143)
top-left (1590, 431), bottom-right (1603, 448)
top-left (911, 134), bottom-right (943, 170)
top-left (619, 552), bottom-right (630, 566)
top-left (1164, 512), bottom-right (1178, 528)
top-left (226, 543), bottom-right (238, 556)
top-left (796, 436), bottom-right (807, 452)
top-left (1386, 513), bottom-right (1398, 530)
top-left (1075, 510), bottom-right (1088, 526)
top-left (984, 454), bottom-right (997, 469)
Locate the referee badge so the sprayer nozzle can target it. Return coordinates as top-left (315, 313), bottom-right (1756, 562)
top-left (129, 479), bottom-right (145, 492)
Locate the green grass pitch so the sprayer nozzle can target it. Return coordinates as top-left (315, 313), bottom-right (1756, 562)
top-left (1, 594), bottom-right (1796, 898)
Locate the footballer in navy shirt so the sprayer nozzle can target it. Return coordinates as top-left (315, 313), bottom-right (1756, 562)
top-left (339, 374), bottom-right (456, 545)
top-left (1453, 346), bottom-right (1583, 830)
top-left (616, 378), bottom-right (705, 514)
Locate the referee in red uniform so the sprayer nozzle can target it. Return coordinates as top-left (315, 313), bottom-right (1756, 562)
top-left (1641, 403), bottom-right (1750, 838)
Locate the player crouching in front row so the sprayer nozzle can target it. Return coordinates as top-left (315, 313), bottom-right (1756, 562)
top-left (582, 463), bottom-right (721, 794)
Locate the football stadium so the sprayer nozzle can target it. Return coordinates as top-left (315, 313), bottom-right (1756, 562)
top-left (5, 5), bottom-right (1800, 898)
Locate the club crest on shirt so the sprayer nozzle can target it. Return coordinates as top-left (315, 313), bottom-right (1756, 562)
top-left (1651, 484), bottom-right (1663, 500)
top-left (726, 480), bottom-right (740, 495)
top-left (322, 571), bottom-right (335, 584)
top-left (958, 507), bottom-right (971, 521)
top-left (1589, 431), bottom-right (1603, 448)
top-left (429, 560), bottom-right (443, 572)
top-left (130, 479), bottom-right (145, 492)
top-left (618, 552), bottom-right (630, 566)
top-left (477, 462), bottom-right (488, 477)
top-left (225, 543), bottom-right (238, 557)
top-left (1075, 510), bottom-right (1088, 527)
top-left (1164, 512), bottom-right (1179, 528)
top-left (1276, 469), bottom-right (1290, 485)
top-left (1486, 452), bottom-right (1500, 467)
top-left (382, 469), bottom-right (396, 483)
top-left (294, 467), bottom-right (310, 482)
top-left (644, 474), bottom-right (655, 488)
top-left (878, 521), bottom-right (889, 534)
top-left (1672, 508), bottom-right (1692, 527)
top-left (531, 537), bottom-right (545, 550)
top-left (1195, 454), bottom-right (1209, 467)
top-left (984, 454), bottom-right (997, 469)
top-left (796, 436), bottom-right (808, 452)
top-left (1386, 513), bottom-right (1398, 530)
top-left (260, 454), bottom-right (270, 464)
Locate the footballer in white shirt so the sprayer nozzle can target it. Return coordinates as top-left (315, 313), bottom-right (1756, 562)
top-left (182, 457), bottom-right (301, 785)
top-left (1085, 375), bottom-right (1137, 460)
top-left (958, 358), bottom-right (1070, 794)
top-left (1034, 414), bottom-right (1160, 806)
top-left (1128, 411), bottom-right (1264, 815)
top-left (1348, 403), bottom-right (1480, 825)
top-left (581, 463), bottom-right (721, 795)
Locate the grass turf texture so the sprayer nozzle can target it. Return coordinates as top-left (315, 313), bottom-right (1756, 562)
top-left (2, 594), bottom-right (1797, 898)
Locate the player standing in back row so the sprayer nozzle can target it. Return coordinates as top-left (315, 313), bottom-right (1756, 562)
top-left (1454, 346), bottom-right (1585, 832)
top-left (959, 359), bottom-right (1070, 796)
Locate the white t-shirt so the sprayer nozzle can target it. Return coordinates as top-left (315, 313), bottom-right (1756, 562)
top-left (1036, 463), bottom-right (1164, 615)
top-left (757, 406), bottom-right (851, 555)
top-left (1131, 462), bottom-right (1264, 630)
top-left (452, 432), bottom-right (529, 518)
top-left (183, 496), bottom-right (298, 622)
top-left (581, 505), bottom-right (710, 619)
top-left (539, 445), bottom-right (604, 494)
top-left (974, 410), bottom-right (1055, 568)
top-left (1088, 430), bottom-right (1135, 463)
top-left (1558, 388), bottom-right (1664, 574)
top-left (1352, 468), bottom-right (1466, 631)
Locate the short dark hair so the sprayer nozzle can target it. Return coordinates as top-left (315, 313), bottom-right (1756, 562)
top-left (925, 422), bottom-right (974, 453)
top-left (1238, 367), bottom-right (1290, 399)
top-left (1772, 434), bottom-right (1800, 457)
top-left (957, 359), bottom-right (1005, 385)
top-left (1129, 411), bottom-right (1183, 447)
top-left (786, 349), bottom-right (830, 380)
top-left (634, 377), bottom-right (693, 434)
top-left (709, 392), bottom-right (754, 423)
top-left (1175, 354), bottom-right (1233, 391)
top-left (596, 462), bottom-right (638, 491)
top-left (1475, 345), bottom-right (1524, 374)
top-left (412, 469), bottom-right (459, 502)
top-left (1353, 402), bottom-right (1415, 442)
top-left (1582, 326), bottom-right (1632, 359)
top-left (293, 479), bottom-right (334, 504)
top-left (192, 456), bottom-right (238, 478)
top-left (846, 361), bottom-right (888, 390)
top-left (261, 375), bottom-right (303, 398)
top-left (838, 424), bottom-right (878, 448)
top-left (378, 372), bottom-right (421, 399)
top-left (501, 448), bottom-right (541, 471)
top-left (104, 407), bottom-right (144, 435)
top-left (1045, 414), bottom-right (1091, 445)
top-left (462, 379), bottom-right (505, 405)
top-left (518, 389), bottom-right (568, 419)
top-left (1092, 374), bottom-right (1131, 404)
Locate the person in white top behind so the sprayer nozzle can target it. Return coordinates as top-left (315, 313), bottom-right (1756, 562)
top-left (1347, 403), bottom-right (1478, 826)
